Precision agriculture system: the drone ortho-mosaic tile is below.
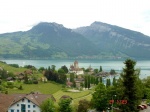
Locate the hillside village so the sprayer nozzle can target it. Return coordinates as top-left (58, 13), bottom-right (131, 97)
top-left (0, 60), bottom-right (149, 112)
top-left (0, 60), bottom-right (117, 112)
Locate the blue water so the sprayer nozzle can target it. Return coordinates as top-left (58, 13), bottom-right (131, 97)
top-left (1, 59), bottom-right (150, 79)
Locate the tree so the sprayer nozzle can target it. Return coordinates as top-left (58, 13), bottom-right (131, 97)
top-left (94, 69), bottom-right (98, 74)
top-left (99, 77), bottom-right (102, 83)
top-left (110, 69), bottom-right (116, 75)
top-left (78, 99), bottom-right (91, 112)
top-left (84, 75), bottom-right (88, 88)
top-left (40, 98), bottom-right (55, 112)
top-left (87, 75), bottom-right (91, 89)
top-left (61, 65), bottom-right (68, 74)
top-left (119, 59), bottom-right (143, 112)
top-left (51, 65), bottom-right (56, 72)
top-left (59, 98), bottom-right (72, 112)
top-left (91, 83), bottom-right (108, 111)
top-left (112, 76), bottom-right (116, 86)
top-left (99, 66), bottom-right (103, 72)
top-left (70, 73), bottom-right (75, 83)
top-left (106, 79), bottom-right (111, 88)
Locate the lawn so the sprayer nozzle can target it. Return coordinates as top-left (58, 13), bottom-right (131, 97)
top-left (53, 89), bottom-right (92, 102)
top-left (7, 82), bottom-right (62, 94)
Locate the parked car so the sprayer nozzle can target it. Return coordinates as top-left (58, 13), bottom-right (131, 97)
top-left (137, 105), bottom-right (145, 110)
top-left (142, 104), bottom-right (147, 109)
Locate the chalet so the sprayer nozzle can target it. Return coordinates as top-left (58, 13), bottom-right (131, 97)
top-left (0, 92), bottom-right (55, 112)
top-left (69, 61), bottom-right (84, 75)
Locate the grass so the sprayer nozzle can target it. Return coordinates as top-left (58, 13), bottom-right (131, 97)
top-left (53, 89), bottom-right (92, 102)
top-left (0, 61), bottom-right (28, 73)
top-left (7, 82), bottom-right (62, 94)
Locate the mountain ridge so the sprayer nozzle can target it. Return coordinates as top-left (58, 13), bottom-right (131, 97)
top-left (0, 21), bottom-right (150, 59)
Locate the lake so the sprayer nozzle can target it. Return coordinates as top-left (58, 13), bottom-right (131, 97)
top-left (1, 59), bottom-right (150, 79)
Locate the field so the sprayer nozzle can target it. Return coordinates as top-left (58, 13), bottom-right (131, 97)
top-left (0, 61), bottom-right (28, 73)
top-left (7, 82), bottom-right (62, 94)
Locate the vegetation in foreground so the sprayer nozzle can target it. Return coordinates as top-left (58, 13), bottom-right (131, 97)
top-left (1, 59), bottom-right (150, 111)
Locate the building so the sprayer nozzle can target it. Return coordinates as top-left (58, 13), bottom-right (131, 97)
top-left (0, 92), bottom-right (55, 112)
top-left (69, 61), bottom-right (84, 75)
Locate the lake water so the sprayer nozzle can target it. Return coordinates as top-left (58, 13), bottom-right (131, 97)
top-left (1, 59), bottom-right (150, 79)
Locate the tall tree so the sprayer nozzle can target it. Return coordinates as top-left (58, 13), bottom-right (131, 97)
top-left (99, 66), bottom-right (103, 72)
top-left (91, 83), bottom-right (108, 111)
top-left (87, 75), bottom-right (91, 89)
top-left (84, 75), bottom-right (88, 88)
top-left (99, 77), bottom-right (103, 83)
top-left (119, 59), bottom-right (142, 112)
top-left (112, 76), bottom-right (116, 86)
top-left (106, 79), bottom-right (111, 88)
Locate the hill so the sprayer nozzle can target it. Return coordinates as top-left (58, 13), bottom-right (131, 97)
top-left (74, 22), bottom-right (150, 59)
top-left (0, 21), bottom-right (150, 59)
top-left (0, 22), bottom-right (99, 59)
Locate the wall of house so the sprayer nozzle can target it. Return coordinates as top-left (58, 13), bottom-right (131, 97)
top-left (69, 70), bottom-right (84, 75)
top-left (8, 98), bottom-right (41, 112)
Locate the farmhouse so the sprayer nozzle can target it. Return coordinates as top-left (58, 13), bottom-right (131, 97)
top-left (0, 92), bottom-right (55, 112)
top-left (69, 61), bottom-right (84, 75)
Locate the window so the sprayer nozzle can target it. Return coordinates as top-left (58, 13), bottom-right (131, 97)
top-left (28, 100), bottom-right (30, 103)
top-left (28, 105), bottom-right (30, 108)
top-left (10, 110), bottom-right (14, 112)
top-left (17, 104), bottom-right (19, 106)
top-left (33, 110), bottom-right (36, 112)
top-left (28, 110), bottom-right (30, 112)
top-left (17, 110), bottom-right (19, 112)
top-left (33, 105), bottom-right (36, 108)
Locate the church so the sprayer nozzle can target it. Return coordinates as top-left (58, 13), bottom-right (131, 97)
top-left (69, 61), bottom-right (84, 75)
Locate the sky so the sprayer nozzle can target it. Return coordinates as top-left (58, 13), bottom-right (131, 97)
top-left (0, 0), bottom-right (150, 36)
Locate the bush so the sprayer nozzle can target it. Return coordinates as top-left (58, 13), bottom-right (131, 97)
top-left (33, 80), bottom-right (38, 84)
top-left (18, 85), bottom-right (23, 90)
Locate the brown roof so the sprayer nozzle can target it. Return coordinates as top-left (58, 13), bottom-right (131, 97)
top-left (0, 94), bottom-right (15, 112)
top-left (0, 92), bottom-right (56, 112)
top-left (11, 93), bottom-right (56, 106)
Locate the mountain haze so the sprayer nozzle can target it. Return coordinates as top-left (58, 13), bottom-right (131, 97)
top-left (0, 21), bottom-right (150, 59)
top-left (74, 22), bottom-right (150, 59)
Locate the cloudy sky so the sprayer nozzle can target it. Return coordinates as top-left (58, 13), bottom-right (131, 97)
top-left (0, 0), bottom-right (150, 36)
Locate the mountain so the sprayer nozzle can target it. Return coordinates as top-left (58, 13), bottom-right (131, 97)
top-left (0, 22), bottom-right (99, 59)
top-left (0, 21), bottom-right (150, 59)
top-left (73, 21), bottom-right (150, 59)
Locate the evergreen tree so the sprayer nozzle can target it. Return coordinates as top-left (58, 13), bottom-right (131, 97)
top-left (99, 66), bottom-right (103, 72)
top-left (87, 75), bottom-right (91, 89)
top-left (119, 59), bottom-right (142, 112)
top-left (106, 79), bottom-right (111, 88)
top-left (84, 75), bottom-right (88, 88)
top-left (95, 77), bottom-right (99, 85)
top-left (112, 76), bottom-right (116, 86)
top-left (99, 77), bottom-right (103, 83)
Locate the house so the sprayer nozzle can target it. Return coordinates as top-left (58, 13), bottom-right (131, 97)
top-left (0, 92), bottom-right (55, 112)
top-left (69, 61), bottom-right (84, 75)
